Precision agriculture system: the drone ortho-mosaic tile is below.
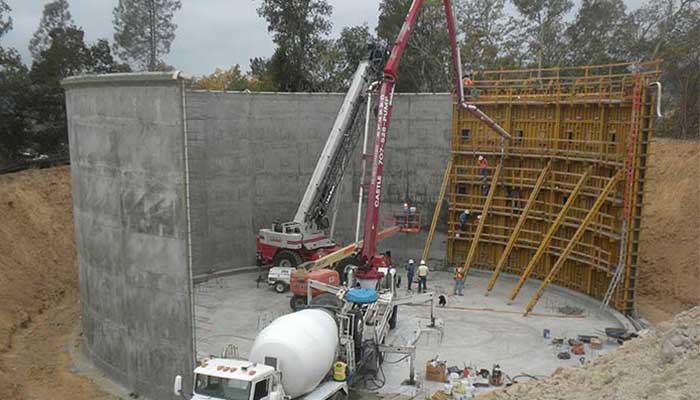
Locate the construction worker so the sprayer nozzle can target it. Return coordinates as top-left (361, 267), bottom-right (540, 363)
top-left (478, 155), bottom-right (488, 179)
top-left (479, 155), bottom-right (490, 196)
top-left (459, 209), bottom-right (470, 231)
top-left (417, 259), bottom-right (429, 293)
top-left (462, 74), bottom-right (473, 87)
top-left (453, 265), bottom-right (465, 296)
top-left (406, 259), bottom-right (415, 291)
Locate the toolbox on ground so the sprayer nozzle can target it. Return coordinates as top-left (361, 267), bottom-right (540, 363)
top-left (426, 360), bottom-right (448, 382)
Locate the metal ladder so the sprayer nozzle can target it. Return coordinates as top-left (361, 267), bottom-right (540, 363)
top-left (602, 74), bottom-right (643, 309)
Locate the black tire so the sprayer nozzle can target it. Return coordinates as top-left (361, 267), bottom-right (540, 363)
top-left (334, 255), bottom-right (362, 285)
top-left (388, 305), bottom-right (398, 330)
top-left (273, 250), bottom-right (302, 268)
top-left (274, 281), bottom-right (287, 293)
top-left (290, 295), bottom-right (307, 311)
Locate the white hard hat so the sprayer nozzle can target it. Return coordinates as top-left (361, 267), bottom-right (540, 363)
top-left (464, 209), bottom-right (470, 214)
top-left (408, 259), bottom-right (414, 264)
top-left (478, 155), bottom-right (484, 161)
top-left (420, 259), bottom-right (426, 265)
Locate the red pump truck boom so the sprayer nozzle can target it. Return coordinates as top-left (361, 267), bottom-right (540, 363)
top-left (354, 0), bottom-right (511, 282)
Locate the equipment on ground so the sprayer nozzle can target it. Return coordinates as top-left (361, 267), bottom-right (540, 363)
top-left (175, 271), bottom-right (442, 400)
top-left (267, 266), bottom-right (294, 293)
top-left (489, 364), bottom-right (503, 386)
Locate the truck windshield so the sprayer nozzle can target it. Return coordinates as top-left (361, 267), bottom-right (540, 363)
top-left (194, 374), bottom-right (251, 400)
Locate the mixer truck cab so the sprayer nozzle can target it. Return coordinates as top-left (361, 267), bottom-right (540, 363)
top-left (179, 358), bottom-right (278, 400)
top-left (175, 356), bottom-right (348, 400)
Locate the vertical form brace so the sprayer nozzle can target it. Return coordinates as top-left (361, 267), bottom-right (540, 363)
top-left (422, 157), bottom-right (453, 263)
top-left (485, 162), bottom-right (552, 295)
top-left (524, 172), bottom-right (621, 315)
top-left (462, 163), bottom-right (503, 279)
top-left (509, 166), bottom-right (592, 301)
top-left (603, 74), bottom-right (643, 309)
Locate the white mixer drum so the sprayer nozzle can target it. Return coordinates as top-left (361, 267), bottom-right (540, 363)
top-left (249, 309), bottom-right (338, 398)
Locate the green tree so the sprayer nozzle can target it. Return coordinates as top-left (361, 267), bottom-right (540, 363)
top-left (257, 0), bottom-right (333, 91)
top-left (632, 0), bottom-right (699, 138)
top-left (1, 1), bottom-right (32, 161)
top-left (28, 0), bottom-right (73, 61)
top-left (512, 0), bottom-right (573, 69)
top-left (0, 0), bottom-right (11, 39)
top-left (0, 48), bottom-right (31, 161)
top-left (30, 27), bottom-right (128, 154)
top-left (458, 0), bottom-right (522, 70)
top-left (310, 38), bottom-right (344, 92)
top-left (248, 57), bottom-right (276, 91)
top-left (194, 65), bottom-right (252, 91)
top-left (112, 0), bottom-right (182, 71)
top-left (335, 25), bottom-right (375, 84)
top-left (89, 39), bottom-right (131, 74)
top-left (565, 0), bottom-right (634, 65)
top-left (376, 0), bottom-right (453, 92)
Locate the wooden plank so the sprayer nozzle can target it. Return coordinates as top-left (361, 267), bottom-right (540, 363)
top-left (485, 162), bottom-right (551, 295)
top-left (421, 157), bottom-right (453, 263)
top-left (509, 166), bottom-right (592, 300)
top-left (462, 163), bottom-right (503, 279)
top-left (523, 172), bottom-right (621, 315)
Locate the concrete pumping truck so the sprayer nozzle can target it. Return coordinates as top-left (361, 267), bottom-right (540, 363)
top-left (174, 0), bottom-right (513, 398)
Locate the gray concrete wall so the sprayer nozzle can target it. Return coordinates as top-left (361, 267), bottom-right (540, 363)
top-left (63, 73), bottom-right (194, 400)
top-left (185, 91), bottom-right (452, 275)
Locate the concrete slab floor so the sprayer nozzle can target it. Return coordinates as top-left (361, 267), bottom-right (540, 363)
top-left (195, 270), bottom-right (626, 398)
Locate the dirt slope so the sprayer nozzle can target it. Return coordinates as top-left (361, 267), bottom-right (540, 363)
top-left (636, 138), bottom-right (700, 323)
top-left (0, 166), bottom-right (111, 399)
top-left (479, 306), bottom-right (700, 400)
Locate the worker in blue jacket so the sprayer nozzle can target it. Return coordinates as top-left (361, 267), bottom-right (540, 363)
top-left (406, 259), bottom-right (415, 292)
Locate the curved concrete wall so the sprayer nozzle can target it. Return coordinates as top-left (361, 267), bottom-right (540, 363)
top-left (63, 73), bottom-right (195, 399)
top-left (185, 91), bottom-right (453, 275)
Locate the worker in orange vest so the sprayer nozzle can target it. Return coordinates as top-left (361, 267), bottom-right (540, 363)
top-left (478, 155), bottom-right (488, 178)
top-left (462, 75), bottom-right (473, 87)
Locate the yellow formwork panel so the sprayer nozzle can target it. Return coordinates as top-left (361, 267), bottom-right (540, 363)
top-left (447, 61), bottom-right (661, 314)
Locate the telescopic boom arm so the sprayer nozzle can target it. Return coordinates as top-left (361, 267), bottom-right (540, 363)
top-left (359, 0), bottom-right (510, 266)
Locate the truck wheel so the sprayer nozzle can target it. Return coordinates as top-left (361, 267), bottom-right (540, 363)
top-left (273, 250), bottom-right (302, 268)
top-left (388, 305), bottom-right (398, 330)
top-left (290, 295), bottom-right (307, 311)
top-left (274, 281), bottom-right (287, 293)
top-left (334, 256), bottom-right (361, 285)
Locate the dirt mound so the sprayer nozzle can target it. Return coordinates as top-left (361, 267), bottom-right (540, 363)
top-left (0, 167), bottom-right (110, 399)
top-left (636, 138), bottom-right (700, 323)
top-left (480, 306), bottom-right (700, 400)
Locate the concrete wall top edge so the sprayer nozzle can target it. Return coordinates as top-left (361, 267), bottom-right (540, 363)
top-left (62, 71), bottom-right (192, 88)
top-left (187, 89), bottom-right (452, 97)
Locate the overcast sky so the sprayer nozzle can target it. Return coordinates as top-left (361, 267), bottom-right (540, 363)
top-left (3, 0), bottom-right (644, 76)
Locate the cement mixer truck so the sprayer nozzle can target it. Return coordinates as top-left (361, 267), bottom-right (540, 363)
top-left (174, 309), bottom-right (348, 400)
top-left (174, 272), bottom-right (440, 400)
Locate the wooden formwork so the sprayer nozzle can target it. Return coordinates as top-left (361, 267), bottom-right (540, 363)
top-left (446, 61), bottom-right (661, 314)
